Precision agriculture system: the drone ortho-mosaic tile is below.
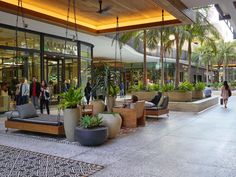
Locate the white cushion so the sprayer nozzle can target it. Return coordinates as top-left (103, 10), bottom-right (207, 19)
top-left (144, 101), bottom-right (155, 108)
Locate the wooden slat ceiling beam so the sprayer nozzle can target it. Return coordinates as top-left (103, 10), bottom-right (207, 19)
top-left (0, 0), bottom-right (195, 35)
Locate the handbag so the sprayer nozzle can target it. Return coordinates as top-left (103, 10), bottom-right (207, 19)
top-left (220, 98), bottom-right (223, 105)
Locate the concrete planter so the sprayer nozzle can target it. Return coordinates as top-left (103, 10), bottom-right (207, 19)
top-left (63, 107), bottom-right (81, 142)
top-left (168, 91), bottom-right (192, 102)
top-left (98, 113), bottom-right (122, 139)
top-left (91, 100), bottom-right (105, 115)
top-left (131, 91), bottom-right (157, 101)
top-left (192, 90), bottom-right (203, 99)
top-left (75, 126), bottom-right (108, 146)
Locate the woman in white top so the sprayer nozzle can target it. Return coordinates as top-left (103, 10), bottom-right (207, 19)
top-left (19, 78), bottom-right (29, 105)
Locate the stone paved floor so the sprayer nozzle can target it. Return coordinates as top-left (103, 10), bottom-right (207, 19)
top-left (1, 97), bottom-right (236, 177)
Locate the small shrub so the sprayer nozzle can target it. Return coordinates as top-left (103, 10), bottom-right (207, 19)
top-left (130, 81), bottom-right (145, 92)
top-left (194, 82), bottom-right (205, 91)
top-left (230, 81), bottom-right (236, 88)
top-left (161, 83), bottom-right (174, 92)
top-left (147, 84), bottom-right (160, 92)
top-left (178, 81), bottom-right (194, 92)
top-left (80, 115), bottom-right (103, 129)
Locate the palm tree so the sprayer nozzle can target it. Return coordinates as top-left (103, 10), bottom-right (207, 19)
top-left (193, 42), bottom-right (217, 84)
top-left (183, 11), bottom-right (219, 82)
top-left (119, 30), bottom-right (148, 88)
top-left (216, 40), bottom-right (236, 81)
top-left (167, 26), bottom-right (186, 88)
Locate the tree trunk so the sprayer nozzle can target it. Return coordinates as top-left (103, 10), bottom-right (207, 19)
top-left (175, 32), bottom-right (180, 88)
top-left (143, 30), bottom-right (147, 89)
top-left (206, 61), bottom-right (209, 84)
top-left (187, 38), bottom-right (192, 82)
top-left (223, 54), bottom-right (226, 81)
top-left (160, 29), bottom-right (164, 86)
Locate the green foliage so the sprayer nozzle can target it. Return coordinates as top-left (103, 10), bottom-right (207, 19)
top-left (92, 64), bottom-right (119, 97)
top-left (178, 81), bottom-right (194, 92)
top-left (210, 82), bottom-right (223, 89)
top-left (230, 81), bottom-right (236, 87)
top-left (130, 81), bottom-right (144, 92)
top-left (80, 115), bottom-right (103, 129)
top-left (109, 85), bottom-right (120, 97)
top-left (161, 83), bottom-right (174, 92)
top-left (147, 84), bottom-right (160, 91)
top-left (59, 87), bottom-right (83, 109)
top-left (194, 82), bottom-right (205, 91)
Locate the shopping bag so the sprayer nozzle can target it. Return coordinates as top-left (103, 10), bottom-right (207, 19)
top-left (220, 98), bottom-right (223, 105)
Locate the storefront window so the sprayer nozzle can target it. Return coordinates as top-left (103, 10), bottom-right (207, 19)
top-left (81, 44), bottom-right (91, 59)
top-left (0, 27), bottom-right (40, 50)
top-left (0, 49), bottom-right (40, 83)
top-left (81, 59), bottom-right (91, 88)
top-left (44, 36), bottom-right (77, 55)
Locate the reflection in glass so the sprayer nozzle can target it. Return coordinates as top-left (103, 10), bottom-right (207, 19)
top-left (0, 27), bottom-right (40, 50)
top-left (81, 44), bottom-right (91, 59)
top-left (44, 36), bottom-right (77, 55)
top-left (81, 59), bottom-right (91, 88)
top-left (0, 49), bottom-right (40, 83)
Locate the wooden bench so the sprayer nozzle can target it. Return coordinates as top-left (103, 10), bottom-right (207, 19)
top-left (5, 120), bottom-right (65, 135)
top-left (5, 114), bottom-right (65, 135)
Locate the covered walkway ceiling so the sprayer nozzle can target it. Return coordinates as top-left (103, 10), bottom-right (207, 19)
top-left (182, 0), bottom-right (236, 34)
top-left (0, 0), bottom-right (195, 35)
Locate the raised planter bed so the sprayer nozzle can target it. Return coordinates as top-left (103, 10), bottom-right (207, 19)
top-left (192, 90), bottom-right (203, 99)
top-left (168, 91), bottom-right (192, 102)
top-left (131, 91), bottom-right (157, 101)
top-left (168, 96), bottom-right (218, 112)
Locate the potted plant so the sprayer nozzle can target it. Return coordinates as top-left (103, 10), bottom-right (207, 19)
top-left (168, 81), bottom-right (193, 102)
top-left (192, 82), bottom-right (205, 99)
top-left (59, 87), bottom-right (83, 141)
top-left (75, 115), bottom-right (108, 146)
top-left (93, 64), bottom-right (119, 112)
top-left (98, 112), bottom-right (122, 139)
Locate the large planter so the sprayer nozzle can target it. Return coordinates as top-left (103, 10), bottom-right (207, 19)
top-left (131, 91), bottom-right (157, 101)
top-left (106, 96), bottom-right (116, 112)
top-left (192, 90), bottom-right (203, 99)
top-left (75, 126), bottom-right (108, 146)
top-left (168, 91), bottom-right (192, 102)
top-left (98, 113), bottom-right (122, 139)
top-left (91, 100), bottom-right (105, 115)
top-left (63, 107), bottom-right (81, 142)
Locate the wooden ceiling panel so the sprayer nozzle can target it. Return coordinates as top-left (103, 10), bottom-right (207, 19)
top-left (0, 0), bottom-right (195, 34)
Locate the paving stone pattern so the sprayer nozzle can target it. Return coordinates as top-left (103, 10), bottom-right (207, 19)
top-left (0, 96), bottom-right (236, 177)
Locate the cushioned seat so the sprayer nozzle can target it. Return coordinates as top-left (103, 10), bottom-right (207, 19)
top-left (9, 114), bottom-right (63, 126)
top-left (145, 96), bottom-right (169, 117)
top-left (5, 103), bottom-right (64, 135)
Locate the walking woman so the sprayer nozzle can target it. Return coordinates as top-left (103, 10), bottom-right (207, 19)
top-left (40, 80), bottom-right (50, 114)
top-left (221, 81), bottom-right (231, 108)
top-left (84, 82), bottom-right (92, 104)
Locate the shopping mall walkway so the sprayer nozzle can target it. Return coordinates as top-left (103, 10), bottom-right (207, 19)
top-left (0, 97), bottom-right (236, 177)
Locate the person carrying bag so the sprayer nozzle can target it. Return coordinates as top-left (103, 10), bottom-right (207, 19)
top-left (221, 81), bottom-right (231, 108)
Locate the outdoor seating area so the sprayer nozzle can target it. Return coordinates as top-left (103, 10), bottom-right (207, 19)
top-left (1, 0), bottom-right (236, 176)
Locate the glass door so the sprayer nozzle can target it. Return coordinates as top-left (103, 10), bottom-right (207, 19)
top-left (44, 58), bottom-right (63, 100)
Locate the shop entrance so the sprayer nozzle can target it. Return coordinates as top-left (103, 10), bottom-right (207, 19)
top-left (44, 55), bottom-right (79, 100)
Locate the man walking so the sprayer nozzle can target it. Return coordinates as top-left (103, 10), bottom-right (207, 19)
top-left (30, 76), bottom-right (41, 109)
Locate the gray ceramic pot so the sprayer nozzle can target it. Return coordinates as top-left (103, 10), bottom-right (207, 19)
top-left (75, 126), bottom-right (108, 146)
